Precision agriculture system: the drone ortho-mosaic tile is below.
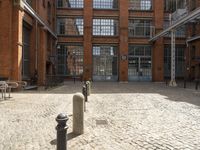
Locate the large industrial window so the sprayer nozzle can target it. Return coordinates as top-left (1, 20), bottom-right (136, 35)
top-left (93, 0), bottom-right (118, 9)
top-left (57, 44), bottom-right (84, 76)
top-left (163, 20), bottom-right (186, 37)
top-left (164, 45), bottom-right (185, 77)
top-left (164, 0), bottom-right (186, 12)
top-left (129, 19), bottom-right (152, 37)
top-left (57, 0), bottom-right (84, 8)
top-left (93, 19), bottom-right (119, 36)
top-left (129, 0), bottom-right (152, 11)
top-left (93, 45), bottom-right (118, 81)
top-left (57, 18), bottom-right (83, 35)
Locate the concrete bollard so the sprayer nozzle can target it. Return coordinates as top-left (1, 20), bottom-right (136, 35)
top-left (73, 93), bottom-right (84, 135)
top-left (86, 81), bottom-right (91, 96)
top-left (56, 113), bottom-right (69, 150)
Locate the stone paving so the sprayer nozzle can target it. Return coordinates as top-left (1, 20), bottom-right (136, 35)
top-left (0, 82), bottom-right (200, 150)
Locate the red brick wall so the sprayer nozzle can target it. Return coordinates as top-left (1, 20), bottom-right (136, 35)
top-left (0, 0), bottom-right (56, 86)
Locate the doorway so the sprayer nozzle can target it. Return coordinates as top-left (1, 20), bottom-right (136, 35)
top-left (93, 45), bottom-right (118, 81)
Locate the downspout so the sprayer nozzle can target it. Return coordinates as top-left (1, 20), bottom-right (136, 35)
top-left (35, 0), bottom-right (38, 72)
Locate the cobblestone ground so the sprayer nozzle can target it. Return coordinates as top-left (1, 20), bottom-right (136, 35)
top-left (0, 82), bottom-right (200, 150)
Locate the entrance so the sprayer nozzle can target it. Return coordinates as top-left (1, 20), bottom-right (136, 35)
top-left (93, 46), bottom-right (118, 81)
top-left (128, 46), bottom-right (152, 81)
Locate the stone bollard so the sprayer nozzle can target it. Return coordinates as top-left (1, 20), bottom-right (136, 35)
top-left (82, 85), bottom-right (88, 102)
top-left (56, 113), bottom-right (69, 150)
top-left (86, 81), bottom-right (91, 96)
top-left (73, 93), bottom-right (84, 134)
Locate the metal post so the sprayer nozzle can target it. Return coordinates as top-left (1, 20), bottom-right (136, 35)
top-left (169, 30), bottom-right (177, 87)
top-left (195, 80), bottom-right (199, 90)
top-left (73, 51), bottom-right (76, 84)
top-left (82, 85), bottom-right (87, 102)
top-left (56, 113), bottom-right (69, 150)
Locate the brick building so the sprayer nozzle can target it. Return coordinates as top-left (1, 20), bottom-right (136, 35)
top-left (0, 0), bottom-right (56, 85)
top-left (56, 0), bottom-right (200, 82)
top-left (1, 0), bottom-right (200, 84)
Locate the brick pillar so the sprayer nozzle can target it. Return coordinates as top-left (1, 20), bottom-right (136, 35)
top-left (119, 0), bottom-right (129, 82)
top-left (152, 0), bottom-right (164, 82)
top-left (0, 0), bottom-right (13, 78)
top-left (11, 6), bottom-right (23, 81)
top-left (83, 0), bottom-right (93, 81)
top-left (38, 28), bottom-right (47, 86)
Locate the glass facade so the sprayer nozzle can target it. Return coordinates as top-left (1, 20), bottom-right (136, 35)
top-left (93, 19), bottom-right (119, 36)
top-left (163, 20), bottom-right (186, 37)
top-left (164, 0), bottom-right (186, 12)
top-left (164, 45), bottom-right (185, 77)
top-left (93, 0), bottom-right (118, 9)
top-left (129, 0), bottom-right (152, 11)
top-left (57, 18), bottom-right (84, 35)
top-left (93, 45), bottom-right (118, 81)
top-left (56, 44), bottom-right (84, 76)
top-left (129, 19), bottom-right (152, 37)
top-left (128, 45), bottom-right (152, 81)
top-left (57, 0), bottom-right (84, 8)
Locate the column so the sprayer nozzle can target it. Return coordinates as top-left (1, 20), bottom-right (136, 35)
top-left (119, 0), bottom-right (129, 82)
top-left (152, 0), bottom-right (164, 82)
top-left (83, 0), bottom-right (93, 81)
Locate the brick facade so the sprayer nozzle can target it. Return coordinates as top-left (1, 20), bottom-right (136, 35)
top-left (0, 0), bottom-right (56, 85)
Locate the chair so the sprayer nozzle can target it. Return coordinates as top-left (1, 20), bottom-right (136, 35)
top-left (0, 81), bottom-right (8, 100)
top-left (5, 81), bottom-right (19, 98)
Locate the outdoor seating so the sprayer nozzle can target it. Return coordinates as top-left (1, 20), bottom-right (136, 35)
top-left (6, 81), bottom-right (19, 98)
top-left (0, 81), bottom-right (8, 100)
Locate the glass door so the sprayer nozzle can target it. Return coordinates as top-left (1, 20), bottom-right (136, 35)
top-left (93, 46), bottom-right (118, 81)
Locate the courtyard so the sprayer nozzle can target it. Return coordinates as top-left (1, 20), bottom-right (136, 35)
top-left (0, 82), bottom-right (200, 150)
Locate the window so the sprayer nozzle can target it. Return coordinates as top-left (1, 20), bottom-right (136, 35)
top-left (57, 17), bottom-right (84, 35)
top-left (164, 45), bottom-right (185, 77)
top-left (163, 20), bottom-right (186, 37)
top-left (93, 19), bottom-right (119, 36)
top-left (128, 45), bottom-right (151, 56)
top-left (129, 19), bottom-right (152, 37)
top-left (93, 0), bottom-right (118, 9)
top-left (57, 0), bottom-right (83, 8)
top-left (57, 44), bottom-right (84, 76)
top-left (129, 0), bottom-right (152, 11)
top-left (164, 0), bottom-right (186, 12)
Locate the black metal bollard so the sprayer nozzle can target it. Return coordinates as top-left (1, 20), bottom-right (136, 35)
top-left (56, 113), bottom-right (69, 150)
top-left (82, 85), bottom-right (88, 102)
top-left (184, 79), bottom-right (186, 88)
top-left (195, 80), bottom-right (199, 90)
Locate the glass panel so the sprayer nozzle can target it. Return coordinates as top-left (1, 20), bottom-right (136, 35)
top-left (93, 19), bottom-right (118, 36)
top-left (93, 0), bottom-right (118, 9)
top-left (129, 0), bottom-right (152, 10)
top-left (164, 45), bottom-right (185, 77)
top-left (93, 45), bottom-right (118, 80)
top-left (129, 19), bottom-right (152, 37)
top-left (57, 18), bottom-right (84, 35)
top-left (57, 0), bottom-right (84, 8)
top-left (56, 44), bottom-right (84, 76)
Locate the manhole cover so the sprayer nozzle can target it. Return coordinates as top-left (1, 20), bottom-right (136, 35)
top-left (96, 119), bottom-right (108, 125)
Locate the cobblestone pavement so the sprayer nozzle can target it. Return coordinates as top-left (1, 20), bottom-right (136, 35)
top-left (0, 82), bottom-right (200, 150)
